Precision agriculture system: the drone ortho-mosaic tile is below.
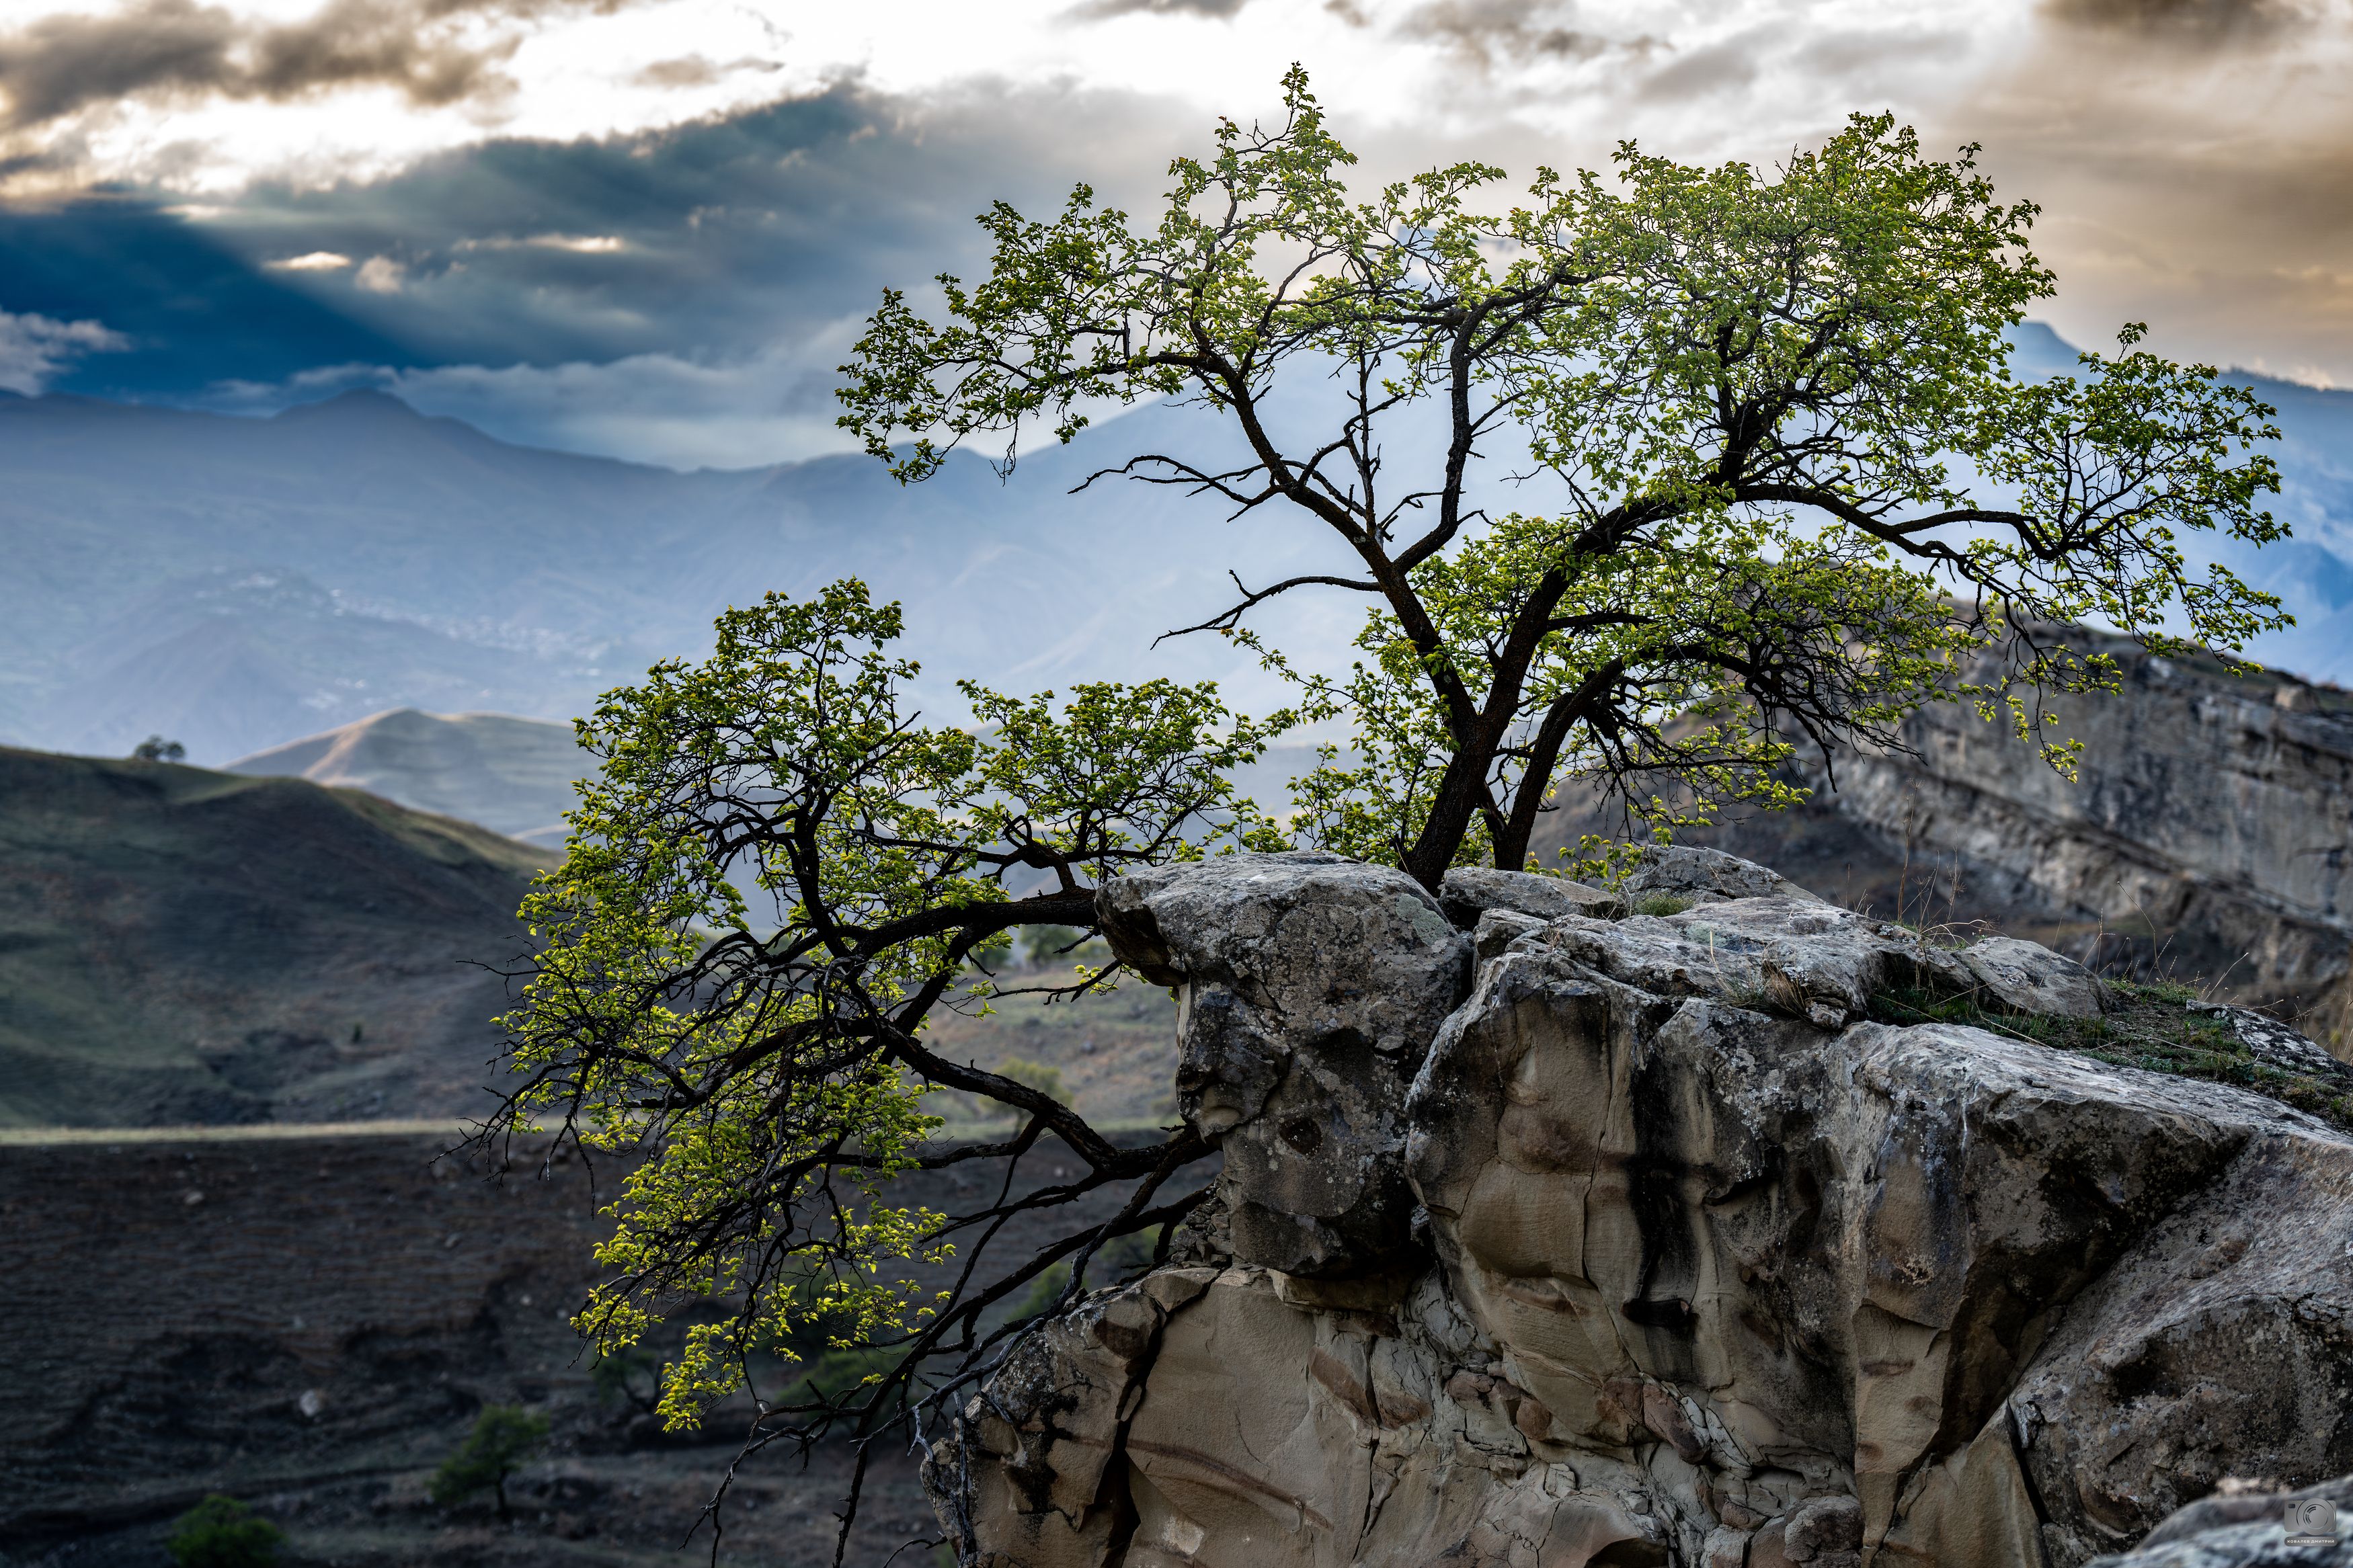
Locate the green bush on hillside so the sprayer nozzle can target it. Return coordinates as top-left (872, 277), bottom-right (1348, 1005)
top-left (992, 1055), bottom-right (1071, 1106)
top-left (429, 1405), bottom-right (550, 1519)
top-left (166, 1495), bottom-right (282, 1568)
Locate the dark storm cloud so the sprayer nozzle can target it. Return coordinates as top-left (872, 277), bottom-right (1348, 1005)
top-left (0, 0), bottom-right (646, 130)
top-left (1395, 1), bottom-right (1657, 74)
top-left (221, 81), bottom-right (1191, 366)
top-left (13, 78), bottom-right (1196, 411)
top-left (2042, 0), bottom-right (2307, 42)
top-left (0, 196), bottom-right (413, 396)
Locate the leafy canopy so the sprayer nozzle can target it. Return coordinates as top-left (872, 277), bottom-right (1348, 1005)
top-left (486, 581), bottom-right (1281, 1534)
top-left (841, 67), bottom-right (2284, 884)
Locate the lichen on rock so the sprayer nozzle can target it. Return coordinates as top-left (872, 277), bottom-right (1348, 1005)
top-left (936, 850), bottom-right (2353, 1568)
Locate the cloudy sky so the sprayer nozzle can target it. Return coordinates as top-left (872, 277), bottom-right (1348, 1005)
top-left (2, 0), bottom-right (2348, 468)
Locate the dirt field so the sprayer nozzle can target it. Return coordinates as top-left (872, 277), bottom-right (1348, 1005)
top-left (0, 1110), bottom-right (1182, 1568)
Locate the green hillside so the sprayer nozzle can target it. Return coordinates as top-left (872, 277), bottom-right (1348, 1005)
top-left (0, 746), bottom-right (555, 1128)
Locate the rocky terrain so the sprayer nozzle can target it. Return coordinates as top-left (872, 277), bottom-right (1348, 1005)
top-left (0, 745), bottom-right (553, 1128)
top-left (1537, 630), bottom-right (2353, 1044)
top-left (0, 1120), bottom-right (1148, 1568)
top-left (943, 848), bottom-right (2353, 1568)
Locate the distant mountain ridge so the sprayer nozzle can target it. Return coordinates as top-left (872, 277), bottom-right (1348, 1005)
top-left (0, 385), bottom-right (1341, 766)
top-left (5, 325), bottom-right (2349, 767)
top-left (229, 707), bottom-right (586, 847)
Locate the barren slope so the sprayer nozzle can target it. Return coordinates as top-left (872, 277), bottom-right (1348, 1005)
top-left (0, 747), bottom-right (553, 1128)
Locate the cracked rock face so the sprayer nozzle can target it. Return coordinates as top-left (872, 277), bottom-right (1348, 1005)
top-left (946, 853), bottom-right (2353, 1568)
top-left (1096, 852), bottom-right (1472, 1277)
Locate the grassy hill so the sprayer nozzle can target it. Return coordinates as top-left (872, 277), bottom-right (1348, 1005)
top-left (0, 745), bottom-right (555, 1129)
top-left (227, 707), bottom-right (589, 848)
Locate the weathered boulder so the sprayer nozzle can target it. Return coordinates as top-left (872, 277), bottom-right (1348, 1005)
top-left (1439, 866), bottom-right (1626, 927)
top-left (1096, 851), bottom-right (1472, 1277)
top-left (1618, 842), bottom-right (1826, 907)
top-left (1958, 934), bottom-right (2111, 1020)
top-left (944, 850), bottom-right (2353, 1568)
top-left (1407, 911), bottom-right (2264, 1567)
top-left (2084, 1476), bottom-right (2353, 1566)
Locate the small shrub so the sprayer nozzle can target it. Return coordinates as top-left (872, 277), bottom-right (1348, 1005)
top-left (429, 1405), bottom-right (550, 1518)
top-left (1023, 925), bottom-right (1109, 967)
top-left (993, 1055), bottom-right (1072, 1105)
top-left (166, 1496), bottom-right (283, 1568)
top-left (590, 1346), bottom-right (660, 1414)
top-left (1632, 893), bottom-right (1692, 918)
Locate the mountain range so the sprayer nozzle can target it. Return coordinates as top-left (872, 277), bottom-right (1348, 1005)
top-left (0, 385), bottom-right (1349, 766)
top-left (3, 322), bottom-right (2350, 768)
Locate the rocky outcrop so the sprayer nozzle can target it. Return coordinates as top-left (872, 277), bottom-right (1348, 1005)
top-left (936, 852), bottom-right (2353, 1568)
top-left (1533, 633), bottom-right (2353, 1035)
top-left (1097, 853), bottom-right (1471, 1278)
top-left (2084, 1477), bottom-right (2353, 1566)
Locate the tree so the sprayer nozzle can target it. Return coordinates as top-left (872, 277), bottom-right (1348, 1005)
top-left (429, 1404), bottom-right (551, 1520)
top-left (839, 67), bottom-right (2285, 887)
top-left (485, 73), bottom-right (2286, 1567)
top-left (131, 735), bottom-right (186, 763)
top-left (165, 1496), bottom-right (283, 1568)
top-left (481, 583), bottom-right (1282, 1555)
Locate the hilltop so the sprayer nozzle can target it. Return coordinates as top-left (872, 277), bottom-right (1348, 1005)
top-left (0, 746), bottom-right (553, 1128)
top-left (228, 707), bottom-right (588, 848)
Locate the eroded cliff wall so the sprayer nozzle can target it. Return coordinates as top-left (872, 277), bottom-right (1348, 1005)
top-left (937, 851), bottom-right (2353, 1568)
top-left (1536, 634), bottom-right (2353, 1036)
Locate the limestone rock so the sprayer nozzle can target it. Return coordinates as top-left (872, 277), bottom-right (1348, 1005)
top-left (2194, 1001), bottom-right (2353, 1087)
top-left (2085, 1476), bottom-right (2353, 1566)
top-left (1439, 866), bottom-right (1625, 927)
top-left (927, 1268), bottom-right (1215, 1567)
top-left (1096, 851), bottom-right (1471, 1276)
top-left (952, 847), bottom-right (2353, 1568)
top-left (1532, 895), bottom-right (1974, 1028)
top-left (1958, 935), bottom-right (2109, 1020)
top-left (2007, 1124), bottom-right (2353, 1563)
top-left (1617, 842), bottom-right (1826, 906)
top-left (1471, 906), bottom-right (1549, 963)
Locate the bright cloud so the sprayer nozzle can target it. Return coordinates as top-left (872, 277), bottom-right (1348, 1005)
top-left (10, 0), bottom-right (2353, 452)
top-left (0, 307), bottom-right (128, 393)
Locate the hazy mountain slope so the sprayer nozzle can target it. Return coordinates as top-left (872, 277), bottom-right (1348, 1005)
top-left (2006, 322), bottom-right (2353, 679)
top-left (5, 325), bottom-right (2347, 767)
top-left (228, 708), bottom-right (588, 845)
top-left (0, 388), bottom-right (1347, 764)
top-left (0, 746), bottom-right (553, 1128)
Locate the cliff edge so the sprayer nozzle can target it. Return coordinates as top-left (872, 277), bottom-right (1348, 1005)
top-left (934, 850), bottom-right (2353, 1568)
